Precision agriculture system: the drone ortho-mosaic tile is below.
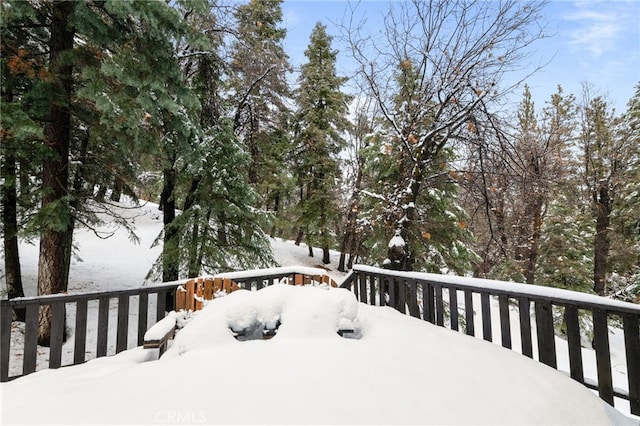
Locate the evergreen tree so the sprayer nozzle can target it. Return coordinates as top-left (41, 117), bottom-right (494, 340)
top-left (579, 91), bottom-right (622, 296)
top-left (0, 0), bottom-right (49, 319)
top-left (535, 87), bottom-right (592, 291)
top-left (1, 0), bottom-right (206, 343)
top-left (230, 0), bottom-right (292, 222)
top-left (338, 108), bottom-right (373, 272)
top-left (293, 22), bottom-right (351, 264)
top-left (607, 85), bottom-right (640, 301)
top-left (144, 1), bottom-right (276, 279)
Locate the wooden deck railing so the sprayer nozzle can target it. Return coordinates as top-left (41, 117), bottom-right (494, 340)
top-left (0, 267), bottom-right (333, 382)
top-left (340, 265), bottom-right (640, 416)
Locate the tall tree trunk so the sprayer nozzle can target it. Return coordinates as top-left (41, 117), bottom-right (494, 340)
top-left (525, 199), bottom-right (544, 284)
top-left (339, 164), bottom-right (362, 272)
top-left (184, 178), bottom-right (201, 278)
top-left (269, 191), bottom-right (280, 238)
top-left (217, 211), bottom-right (228, 245)
top-left (161, 167), bottom-right (179, 283)
top-left (391, 151), bottom-right (425, 271)
top-left (593, 184), bottom-right (612, 296)
top-left (38, 0), bottom-right (75, 346)
top-left (109, 178), bottom-right (122, 202)
top-left (95, 185), bottom-right (107, 202)
top-left (338, 249), bottom-right (347, 272)
top-left (62, 132), bottom-right (90, 290)
top-left (1, 128), bottom-right (26, 321)
top-left (321, 227), bottom-right (330, 265)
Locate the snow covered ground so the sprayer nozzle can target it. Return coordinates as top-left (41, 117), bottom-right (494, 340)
top-left (1, 200), bottom-right (637, 424)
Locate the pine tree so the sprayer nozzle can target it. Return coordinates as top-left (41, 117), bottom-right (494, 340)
top-left (143, 1), bottom-right (276, 279)
top-left (607, 85), bottom-right (640, 301)
top-left (535, 87), bottom-right (592, 291)
top-left (1, 0), bottom-right (206, 343)
top-left (230, 0), bottom-right (292, 221)
top-left (579, 88), bottom-right (629, 296)
top-left (338, 108), bottom-right (372, 272)
top-left (0, 1), bottom-right (49, 319)
top-left (293, 22), bottom-right (351, 264)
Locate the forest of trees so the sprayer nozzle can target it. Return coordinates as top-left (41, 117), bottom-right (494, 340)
top-left (1, 0), bottom-right (639, 344)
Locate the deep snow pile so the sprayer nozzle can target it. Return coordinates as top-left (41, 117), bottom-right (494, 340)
top-left (1, 284), bottom-right (633, 425)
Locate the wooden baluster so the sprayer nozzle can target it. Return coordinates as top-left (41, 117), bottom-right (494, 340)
top-left (564, 304), bottom-right (584, 383)
top-left (534, 300), bottom-right (557, 368)
top-left (116, 295), bottom-right (129, 353)
top-left (195, 278), bottom-right (204, 311)
top-left (593, 308), bottom-right (614, 405)
top-left (137, 294), bottom-right (148, 347)
top-left (464, 290), bottom-right (474, 336)
top-left (518, 297), bottom-right (533, 358)
top-left (449, 288), bottom-right (459, 331)
top-left (498, 295), bottom-right (511, 349)
top-left (185, 280), bottom-right (195, 311)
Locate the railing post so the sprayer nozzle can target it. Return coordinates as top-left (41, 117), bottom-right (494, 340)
top-left (534, 300), bottom-right (557, 369)
top-left (421, 281), bottom-right (435, 323)
top-left (449, 288), bottom-right (459, 331)
top-left (435, 284), bottom-right (444, 326)
top-left (23, 303), bottom-right (38, 375)
top-left (388, 275), bottom-right (396, 308)
top-left (592, 308), bottom-right (614, 406)
top-left (377, 274), bottom-right (386, 307)
top-left (407, 280), bottom-right (420, 318)
top-left (623, 313), bottom-right (640, 415)
top-left (397, 278), bottom-right (406, 314)
top-left (137, 294), bottom-right (149, 347)
top-left (518, 297), bottom-right (533, 358)
top-left (498, 295), bottom-right (511, 349)
top-left (481, 292), bottom-right (492, 342)
top-left (464, 290), bottom-right (474, 336)
top-left (358, 273), bottom-right (367, 304)
top-left (369, 275), bottom-right (376, 307)
top-left (156, 291), bottom-right (167, 321)
top-left (48, 302), bottom-right (65, 369)
top-left (116, 295), bottom-right (129, 353)
top-left (564, 304), bottom-right (584, 383)
top-left (0, 300), bottom-right (12, 382)
top-left (96, 297), bottom-right (109, 358)
top-left (74, 300), bottom-right (88, 365)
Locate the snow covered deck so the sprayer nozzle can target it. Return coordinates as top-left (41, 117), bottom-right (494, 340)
top-left (1, 265), bottom-right (639, 419)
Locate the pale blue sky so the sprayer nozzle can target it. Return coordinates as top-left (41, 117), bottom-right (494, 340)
top-left (281, 0), bottom-right (640, 113)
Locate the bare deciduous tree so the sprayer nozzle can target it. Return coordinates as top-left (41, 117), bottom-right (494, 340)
top-left (342, 0), bottom-right (548, 269)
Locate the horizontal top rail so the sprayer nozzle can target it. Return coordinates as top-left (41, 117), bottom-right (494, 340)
top-left (352, 265), bottom-right (640, 315)
top-left (1, 267), bottom-right (335, 308)
top-left (0, 281), bottom-right (181, 307)
top-left (210, 266), bottom-right (334, 282)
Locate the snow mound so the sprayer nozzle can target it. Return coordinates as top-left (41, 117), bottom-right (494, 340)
top-left (163, 283), bottom-right (360, 357)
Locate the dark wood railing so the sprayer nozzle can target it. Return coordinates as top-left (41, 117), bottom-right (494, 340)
top-left (340, 265), bottom-right (640, 416)
top-left (0, 267), bottom-right (330, 382)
